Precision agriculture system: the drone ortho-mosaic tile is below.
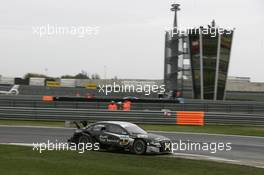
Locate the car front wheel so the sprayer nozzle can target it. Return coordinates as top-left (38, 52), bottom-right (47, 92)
top-left (133, 139), bottom-right (146, 155)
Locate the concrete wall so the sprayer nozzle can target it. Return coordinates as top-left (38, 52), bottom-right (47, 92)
top-left (226, 80), bottom-right (264, 92)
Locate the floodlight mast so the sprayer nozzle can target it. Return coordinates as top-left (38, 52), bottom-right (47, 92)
top-left (169, 3), bottom-right (181, 94)
top-left (164, 3), bottom-right (185, 97)
top-left (171, 3), bottom-right (180, 28)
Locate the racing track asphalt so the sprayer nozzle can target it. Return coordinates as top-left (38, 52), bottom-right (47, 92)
top-left (0, 125), bottom-right (263, 168)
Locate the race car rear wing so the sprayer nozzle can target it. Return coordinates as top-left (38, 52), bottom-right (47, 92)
top-left (73, 121), bottom-right (88, 129)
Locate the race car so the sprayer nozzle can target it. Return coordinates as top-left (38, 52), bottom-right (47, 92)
top-left (68, 121), bottom-right (172, 154)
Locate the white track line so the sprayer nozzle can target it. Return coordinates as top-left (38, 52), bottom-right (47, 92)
top-left (0, 143), bottom-right (34, 147)
top-left (0, 125), bottom-right (73, 130)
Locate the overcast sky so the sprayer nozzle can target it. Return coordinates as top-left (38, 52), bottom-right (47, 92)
top-left (0, 0), bottom-right (263, 81)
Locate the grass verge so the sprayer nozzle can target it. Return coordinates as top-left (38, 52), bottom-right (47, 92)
top-left (0, 119), bottom-right (264, 137)
top-left (0, 145), bottom-right (263, 175)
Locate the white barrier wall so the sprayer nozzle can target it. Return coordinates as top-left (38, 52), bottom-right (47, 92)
top-left (29, 77), bottom-right (45, 86)
top-left (0, 77), bottom-right (15, 85)
top-left (226, 80), bottom-right (264, 92)
top-left (60, 79), bottom-right (76, 87)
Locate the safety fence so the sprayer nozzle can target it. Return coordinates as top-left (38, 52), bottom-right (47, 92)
top-left (0, 106), bottom-right (264, 126)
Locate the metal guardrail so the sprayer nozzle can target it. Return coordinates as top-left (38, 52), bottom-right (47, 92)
top-left (205, 112), bottom-right (264, 125)
top-left (0, 98), bottom-right (264, 114)
top-left (0, 106), bottom-right (264, 125)
top-left (0, 106), bottom-right (175, 124)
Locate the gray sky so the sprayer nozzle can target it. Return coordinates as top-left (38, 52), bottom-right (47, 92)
top-left (0, 0), bottom-right (263, 81)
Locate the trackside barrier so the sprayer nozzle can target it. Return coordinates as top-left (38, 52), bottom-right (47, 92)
top-left (0, 106), bottom-right (263, 125)
top-left (42, 96), bottom-right (54, 102)
top-left (1, 98), bottom-right (264, 114)
top-left (176, 111), bottom-right (205, 126)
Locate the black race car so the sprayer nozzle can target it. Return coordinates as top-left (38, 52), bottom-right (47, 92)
top-left (68, 121), bottom-right (172, 154)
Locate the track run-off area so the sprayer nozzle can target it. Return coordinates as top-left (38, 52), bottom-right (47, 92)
top-left (0, 125), bottom-right (263, 168)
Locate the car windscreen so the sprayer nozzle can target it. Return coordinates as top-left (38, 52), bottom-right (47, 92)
top-left (124, 124), bottom-right (147, 134)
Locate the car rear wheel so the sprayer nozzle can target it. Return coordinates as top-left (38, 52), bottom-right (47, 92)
top-left (133, 139), bottom-right (146, 155)
top-left (78, 135), bottom-right (93, 148)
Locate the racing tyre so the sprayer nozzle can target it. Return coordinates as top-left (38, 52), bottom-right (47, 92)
top-left (133, 139), bottom-right (146, 155)
top-left (78, 134), bottom-right (93, 148)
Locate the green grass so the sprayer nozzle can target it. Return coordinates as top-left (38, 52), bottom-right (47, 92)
top-left (0, 119), bottom-right (264, 137)
top-left (0, 145), bottom-right (263, 175)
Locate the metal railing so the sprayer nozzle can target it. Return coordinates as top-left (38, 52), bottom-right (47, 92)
top-left (0, 106), bottom-right (264, 125)
top-left (0, 106), bottom-right (175, 124)
top-left (0, 98), bottom-right (264, 114)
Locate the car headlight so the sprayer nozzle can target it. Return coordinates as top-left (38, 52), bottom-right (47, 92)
top-left (150, 141), bottom-right (161, 147)
top-left (75, 129), bottom-right (82, 133)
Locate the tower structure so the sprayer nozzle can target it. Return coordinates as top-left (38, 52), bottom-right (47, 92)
top-left (164, 4), bottom-right (181, 95)
top-left (164, 4), bottom-right (234, 100)
top-left (188, 22), bottom-right (234, 100)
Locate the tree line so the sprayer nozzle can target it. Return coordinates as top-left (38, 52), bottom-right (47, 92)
top-left (24, 70), bottom-right (101, 80)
